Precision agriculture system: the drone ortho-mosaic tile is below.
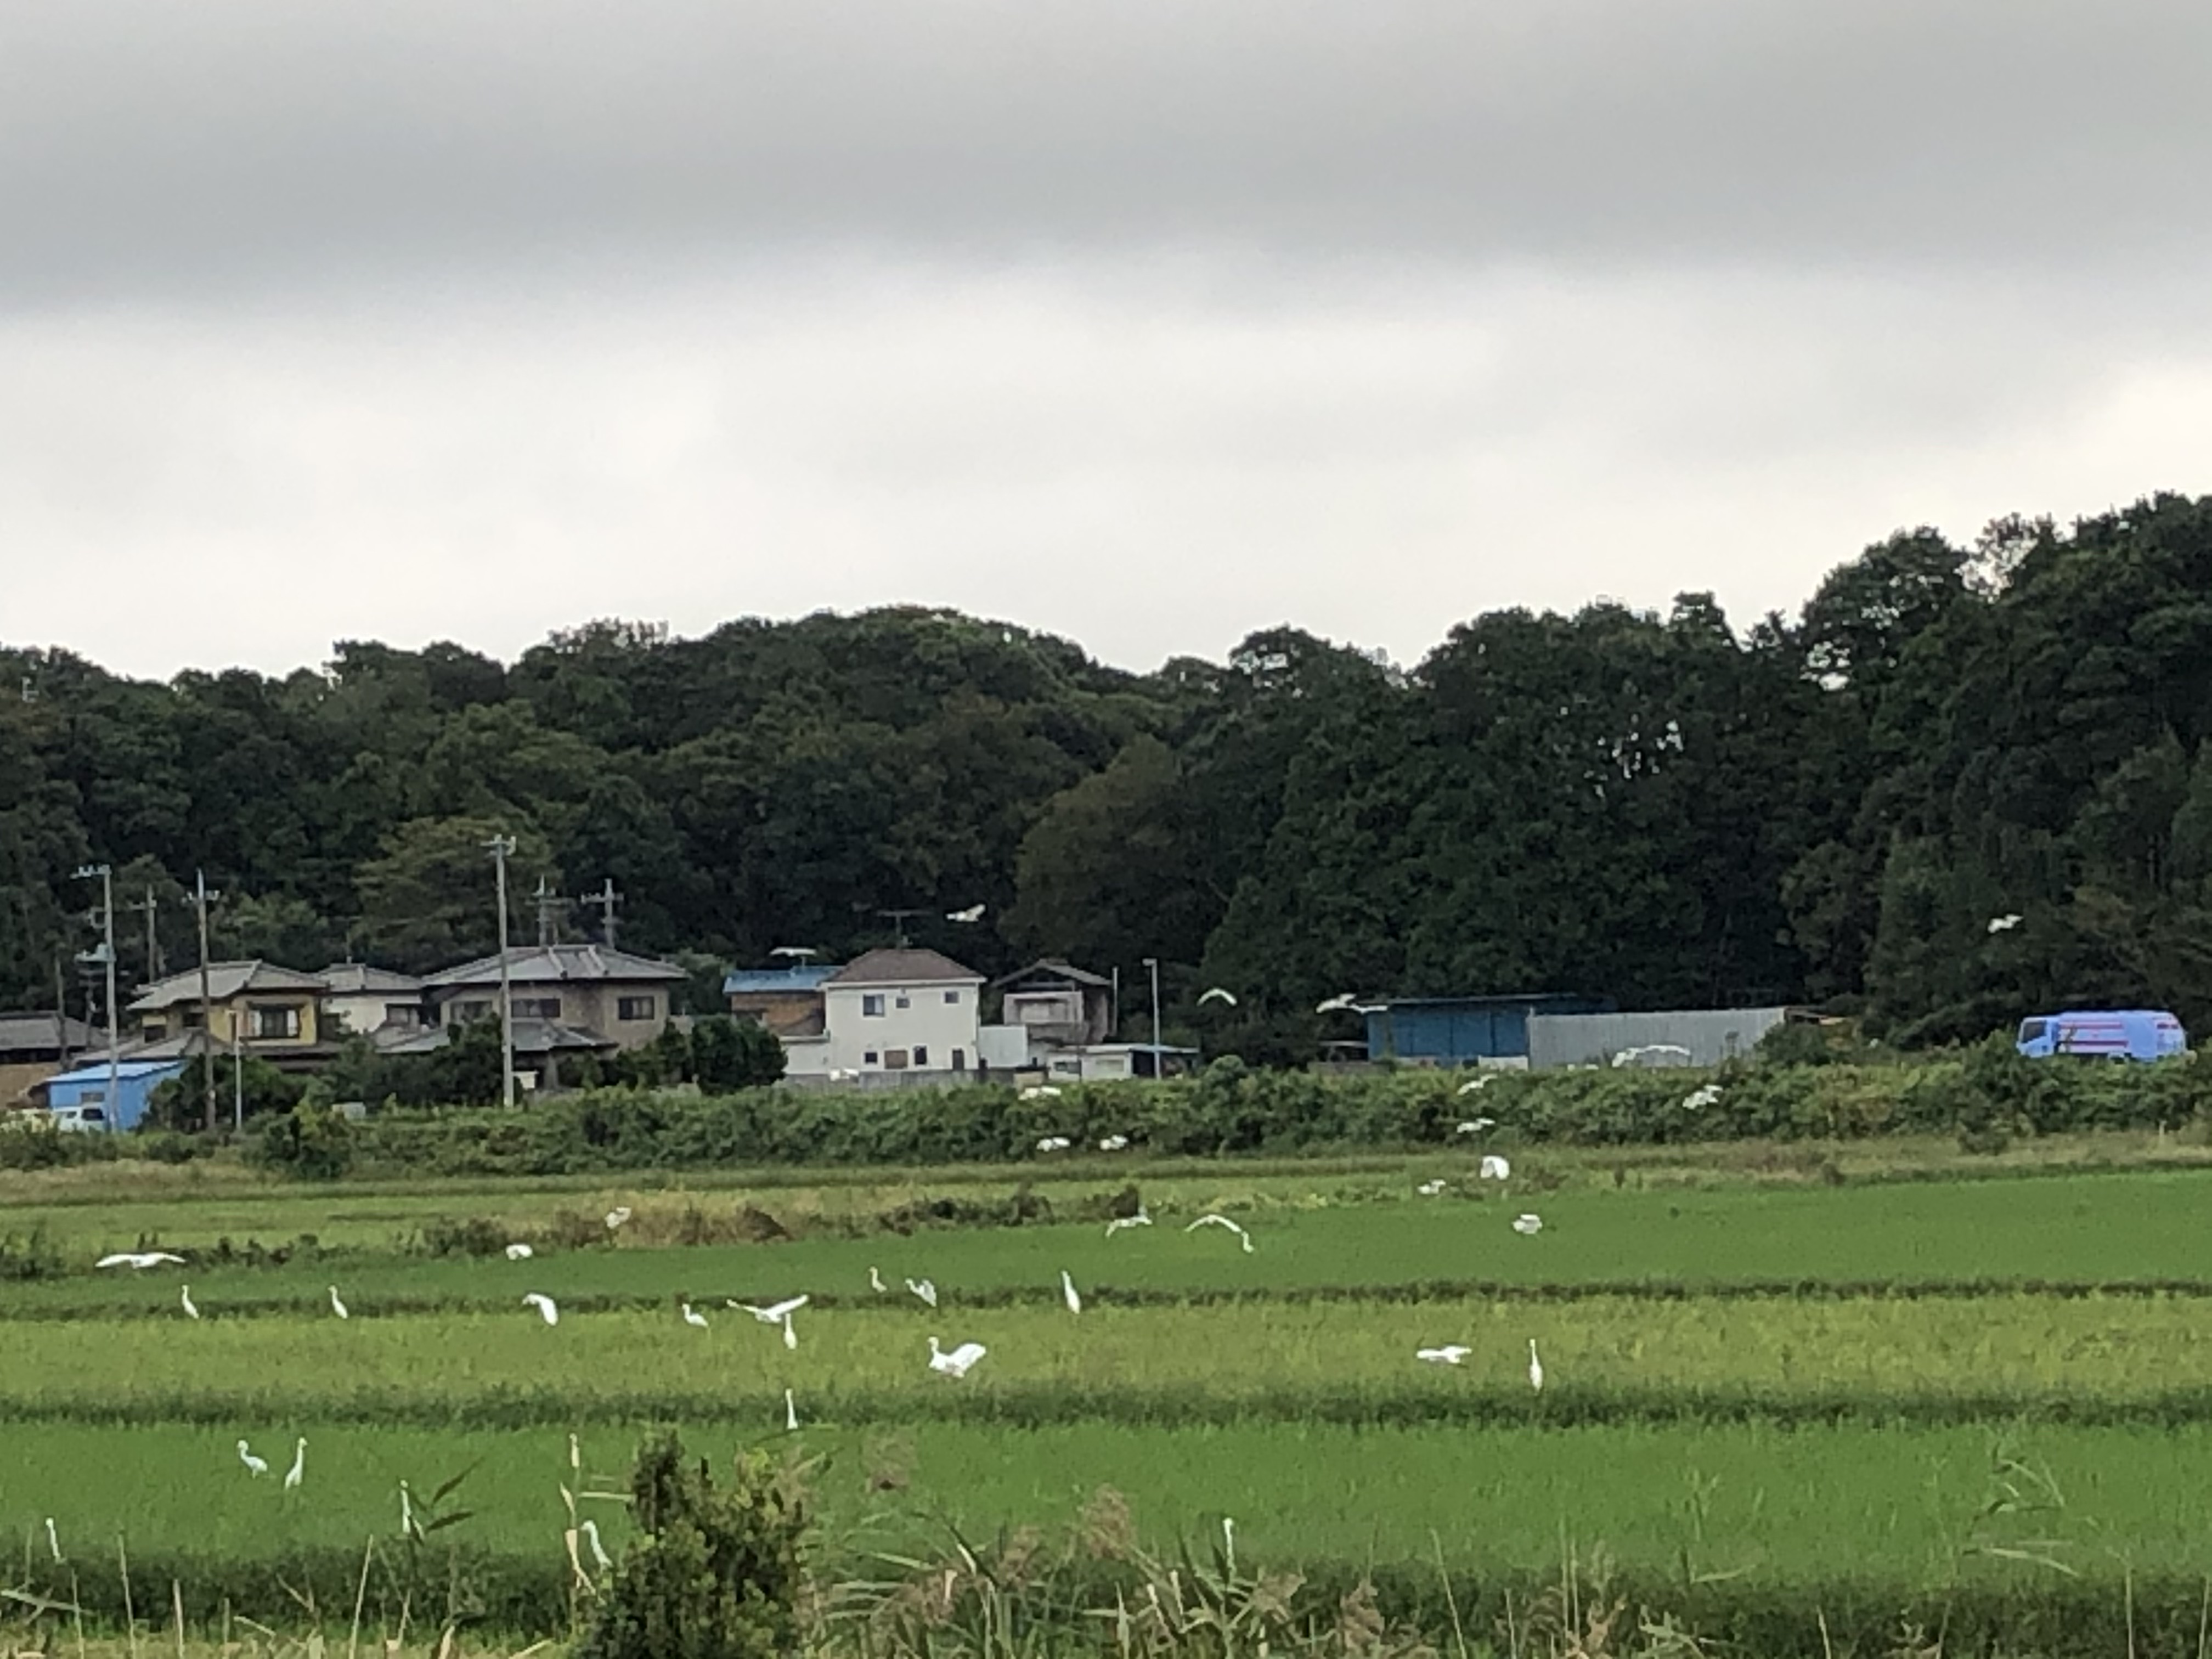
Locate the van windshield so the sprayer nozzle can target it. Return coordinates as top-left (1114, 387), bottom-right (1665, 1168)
top-left (2018, 1019), bottom-right (2048, 1042)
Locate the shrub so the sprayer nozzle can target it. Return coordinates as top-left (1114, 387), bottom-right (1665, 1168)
top-left (578, 1433), bottom-right (806, 1659)
top-left (250, 1102), bottom-right (356, 1180)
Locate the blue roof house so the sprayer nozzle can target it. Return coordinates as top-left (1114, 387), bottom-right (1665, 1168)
top-left (42, 1058), bottom-right (186, 1130)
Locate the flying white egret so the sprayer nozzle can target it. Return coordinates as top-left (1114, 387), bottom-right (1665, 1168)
top-left (1415, 1346), bottom-right (1472, 1366)
top-left (1611, 1044), bottom-right (1692, 1068)
top-left (1062, 1270), bottom-right (1082, 1314)
top-left (1019, 1085), bottom-right (1063, 1101)
top-left (1681, 1084), bottom-right (1723, 1111)
top-left (604, 1206), bottom-right (633, 1231)
top-left (784, 1388), bottom-right (799, 1432)
top-left (579, 1517), bottom-right (614, 1572)
top-left (1455, 1076), bottom-right (1498, 1096)
top-left (1528, 1339), bottom-right (1545, 1391)
top-left (284, 1437), bottom-right (306, 1492)
top-left (95, 1251), bottom-right (185, 1269)
top-left (769, 945), bottom-right (821, 960)
top-left (180, 1285), bottom-right (200, 1320)
top-left (1187, 1214), bottom-right (1255, 1253)
top-left (1315, 994), bottom-right (1358, 1014)
top-left (1479, 1155), bottom-right (1511, 1181)
top-left (1104, 1207), bottom-right (1152, 1237)
top-left (1098, 1133), bottom-right (1130, 1152)
top-left (947, 903), bottom-right (986, 923)
top-left (927, 1336), bottom-right (988, 1378)
top-left (906, 1277), bottom-right (938, 1308)
top-left (1035, 1135), bottom-right (1072, 1152)
top-left (237, 1439), bottom-right (268, 1476)
top-left (44, 1518), bottom-right (60, 1562)
top-left (732, 1295), bottom-right (809, 1324)
top-left (681, 1302), bottom-right (709, 1329)
top-left (1417, 1179), bottom-right (1447, 1197)
top-left (1988, 913), bottom-right (2024, 933)
top-left (328, 1285), bottom-right (349, 1320)
top-left (1456, 1117), bottom-right (1496, 1135)
top-left (1512, 1213), bottom-right (1543, 1235)
top-left (524, 1293), bottom-right (560, 1325)
top-left (869, 1266), bottom-right (888, 1293)
top-left (1198, 987), bottom-right (1238, 1007)
top-left (505, 1243), bottom-right (534, 1260)
top-left (782, 1312), bottom-right (798, 1351)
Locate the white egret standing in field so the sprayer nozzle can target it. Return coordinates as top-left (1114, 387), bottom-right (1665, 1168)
top-left (927, 1336), bottom-right (988, 1378)
top-left (782, 1311), bottom-right (798, 1351)
top-left (1062, 1270), bottom-right (1082, 1314)
top-left (180, 1285), bottom-right (200, 1320)
top-left (400, 1481), bottom-right (416, 1538)
top-left (1198, 987), bottom-right (1238, 1007)
top-left (1035, 1135), bottom-right (1072, 1152)
top-left (579, 1518), bottom-right (613, 1572)
top-left (1104, 1207), bottom-right (1152, 1237)
top-left (524, 1293), bottom-right (560, 1325)
top-left (681, 1302), bottom-right (709, 1329)
top-left (1527, 1339), bottom-right (1545, 1391)
top-left (1187, 1214), bottom-right (1254, 1253)
top-left (284, 1437), bottom-right (306, 1492)
top-left (1415, 1346), bottom-right (1471, 1366)
top-left (505, 1243), bottom-right (534, 1260)
top-left (605, 1206), bottom-right (633, 1231)
top-left (237, 1440), bottom-right (268, 1476)
top-left (906, 1277), bottom-right (938, 1308)
top-left (1512, 1214), bottom-right (1543, 1235)
top-left (1098, 1134), bottom-right (1130, 1152)
top-left (869, 1266), bottom-right (887, 1293)
top-left (95, 1251), bottom-right (184, 1269)
top-left (328, 1285), bottom-right (349, 1320)
top-left (1417, 1179), bottom-right (1447, 1197)
top-left (44, 1519), bottom-right (60, 1562)
top-left (732, 1295), bottom-right (809, 1325)
top-left (1479, 1155), bottom-right (1511, 1181)
top-left (784, 1388), bottom-right (799, 1432)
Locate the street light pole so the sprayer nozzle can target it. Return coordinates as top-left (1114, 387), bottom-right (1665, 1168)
top-left (485, 834), bottom-right (518, 1109)
top-left (1142, 956), bottom-right (1161, 1081)
top-left (75, 865), bottom-right (118, 1126)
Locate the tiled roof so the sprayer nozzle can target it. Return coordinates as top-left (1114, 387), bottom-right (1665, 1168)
top-left (317, 963), bottom-right (425, 995)
top-left (994, 959), bottom-right (1111, 989)
top-left (422, 944), bottom-right (687, 989)
top-left (129, 961), bottom-right (328, 1012)
top-left (0, 1012), bottom-right (99, 1054)
top-left (828, 948), bottom-right (984, 987)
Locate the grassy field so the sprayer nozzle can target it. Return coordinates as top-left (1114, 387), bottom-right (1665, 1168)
top-left (9, 1142), bottom-right (2212, 1654)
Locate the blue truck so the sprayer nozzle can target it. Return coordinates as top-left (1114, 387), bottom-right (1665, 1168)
top-left (2015, 1009), bottom-right (2188, 1061)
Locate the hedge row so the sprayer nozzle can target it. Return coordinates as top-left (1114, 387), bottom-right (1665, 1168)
top-left (311, 1040), bottom-right (2212, 1178)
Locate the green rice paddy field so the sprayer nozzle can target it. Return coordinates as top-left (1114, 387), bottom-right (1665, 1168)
top-left (10, 1145), bottom-right (2212, 1654)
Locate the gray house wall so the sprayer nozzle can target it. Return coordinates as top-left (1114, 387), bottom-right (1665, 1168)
top-left (1526, 1008), bottom-right (1787, 1069)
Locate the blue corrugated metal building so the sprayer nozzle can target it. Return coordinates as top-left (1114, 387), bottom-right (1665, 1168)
top-left (42, 1058), bottom-right (186, 1130)
top-left (1362, 994), bottom-right (1614, 1064)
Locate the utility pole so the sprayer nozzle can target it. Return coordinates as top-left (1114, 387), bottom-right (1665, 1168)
top-left (193, 871), bottom-right (222, 1134)
top-left (74, 865), bottom-right (119, 1127)
top-left (127, 888), bottom-right (162, 981)
top-left (232, 1017), bottom-right (245, 1132)
top-left (1141, 956), bottom-right (1162, 1082)
top-left (586, 878), bottom-right (623, 949)
top-left (531, 876), bottom-right (563, 947)
top-left (485, 834), bottom-right (518, 1109)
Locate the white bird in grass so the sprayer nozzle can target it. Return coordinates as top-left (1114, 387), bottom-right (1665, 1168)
top-left (399, 1481), bottom-right (414, 1538)
top-left (44, 1519), bottom-right (60, 1562)
top-left (906, 1277), bottom-right (938, 1308)
top-left (95, 1251), bottom-right (185, 1269)
top-left (732, 1295), bottom-right (810, 1325)
top-left (1480, 1155), bottom-right (1511, 1181)
top-left (1104, 1207), bottom-right (1152, 1237)
top-left (1098, 1133), bottom-right (1130, 1152)
top-left (1680, 1084), bottom-right (1723, 1111)
top-left (1035, 1135), bottom-right (1072, 1152)
top-left (180, 1285), bottom-right (200, 1320)
top-left (1455, 1076), bottom-right (1498, 1096)
top-left (1020, 1086), bottom-right (1063, 1102)
top-left (681, 1302), bottom-right (709, 1329)
top-left (782, 1312), bottom-right (798, 1351)
top-left (1455, 1118), bottom-right (1496, 1135)
top-left (784, 1388), bottom-right (799, 1432)
top-left (928, 1336), bottom-right (988, 1378)
top-left (1988, 913), bottom-right (2024, 933)
top-left (1417, 1179), bottom-right (1447, 1197)
top-left (237, 1439), bottom-right (269, 1476)
top-left (870, 1266), bottom-right (888, 1293)
top-left (579, 1517), bottom-right (614, 1572)
top-left (1186, 1214), bottom-right (1254, 1253)
top-left (605, 1206), bottom-right (633, 1231)
top-left (524, 1293), bottom-right (560, 1325)
top-left (328, 1285), bottom-right (349, 1320)
top-left (946, 903), bottom-right (986, 923)
top-left (1415, 1346), bottom-right (1472, 1366)
top-left (1062, 1270), bottom-right (1082, 1314)
top-left (505, 1243), bottom-right (534, 1261)
top-left (284, 1437), bottom-right (306, 1492)
top-left (1198, 987), bottom-right (1238, 1007)
top-left (1528, 1339), bottom-right (1545, 1392)
top-left (1512, 1213), bottom-right (1544, 1235)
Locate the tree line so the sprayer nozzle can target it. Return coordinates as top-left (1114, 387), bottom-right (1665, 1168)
top-left (5, 490), bottom-right (2210, 1060)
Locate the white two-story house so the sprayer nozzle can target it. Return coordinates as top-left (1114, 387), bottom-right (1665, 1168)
top-left (778, 948), bottom-right (984, 1081)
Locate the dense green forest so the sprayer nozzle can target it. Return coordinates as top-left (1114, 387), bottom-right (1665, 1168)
top-left (5, 492), bottom-right (2211, 1058)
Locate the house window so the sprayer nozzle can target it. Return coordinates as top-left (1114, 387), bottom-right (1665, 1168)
top-left (455, 1001), bottom-right (492, 1024)
top-left (895, 995), bottom-right (911, 1009)
top-left (884, 1048), bottom-right (910, 1069)
top-left (250, 1004), bottom-right (301, 1040)
top-left (516, 997), bottom-right (563, 1019)
top-left (913, 1045), bottom-right (929, 1066)
top-left (141, 1021), bottom-right (167, 1041)
top-left (862, 994), bottom-right (886, 1017)
top-left (618, 995), bottom-right (656, 1021)
top-left (182, 1008), bottom-right (205, 1030)
top-left (944, 990), bottom-right (960, 1005)
top-left (383, 1003), bottom-right (421, 1028)
top-left (864, 1050), bottom-right (879, 1065)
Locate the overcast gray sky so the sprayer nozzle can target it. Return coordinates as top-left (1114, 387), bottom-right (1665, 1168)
top-left (3, 0), bottom-right (2208, 679)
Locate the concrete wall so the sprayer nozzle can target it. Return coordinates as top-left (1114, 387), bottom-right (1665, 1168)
top-left (1526, 1008), bottom-right (1787, 1069)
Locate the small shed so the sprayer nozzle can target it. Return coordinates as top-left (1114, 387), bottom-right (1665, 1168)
top-left (41, 1059), bottom-right (186, 1131)
top-left (1526, 1007), bottom-right (1787, 1069)
top-left (1362, 994), bottom-right (1614, 1064)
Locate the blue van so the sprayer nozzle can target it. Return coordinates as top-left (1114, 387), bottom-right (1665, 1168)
top-left (2015, 1009), bottom-right (2188, 1061)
